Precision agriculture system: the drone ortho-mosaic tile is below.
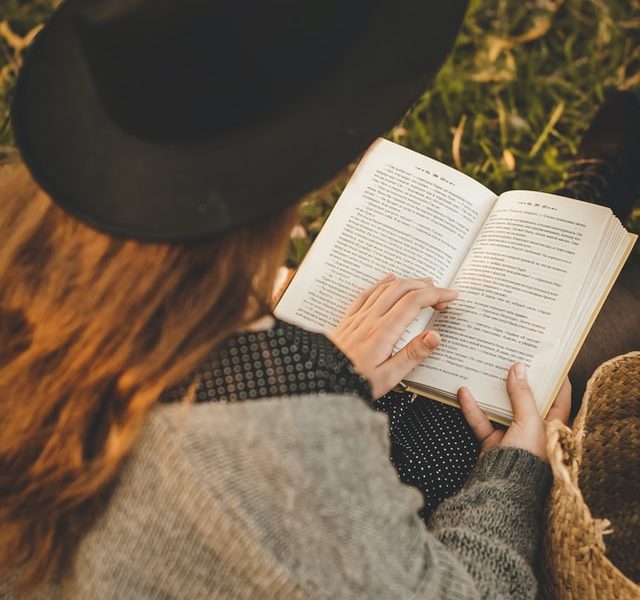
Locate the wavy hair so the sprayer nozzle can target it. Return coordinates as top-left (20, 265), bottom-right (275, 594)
top-left (0, 164), bottom-right (298, 592)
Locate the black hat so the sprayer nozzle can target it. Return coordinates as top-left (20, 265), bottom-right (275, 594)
top-left (12, 0), bottom-right (468, 242)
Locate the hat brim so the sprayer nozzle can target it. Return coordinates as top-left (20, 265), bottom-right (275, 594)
top-left (13, 1), bottom-right (468, 242)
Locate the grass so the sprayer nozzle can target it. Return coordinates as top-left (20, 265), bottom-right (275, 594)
top-left (1, 0), bottom-right (639, 265)
top-left (0, 1), bottom-right (58, 158)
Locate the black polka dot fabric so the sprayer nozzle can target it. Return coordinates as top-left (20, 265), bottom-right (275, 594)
top-left (160, 319), bottom-right (372, 403)
top-left (374, 391), bottom-right (480, 519)
top-left (162, 319), bottom-right (480, 519)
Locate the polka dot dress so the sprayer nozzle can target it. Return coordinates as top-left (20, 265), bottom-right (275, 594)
top-left (374, 391), bottom-right (480, 519)
top-left (162, 319), bottom-right (480, 519)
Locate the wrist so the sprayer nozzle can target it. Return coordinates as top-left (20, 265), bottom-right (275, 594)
top-left (468, 446), bottom-right (551, 491)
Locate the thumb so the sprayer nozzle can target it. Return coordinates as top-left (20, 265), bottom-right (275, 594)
top-left (506, 363), bottom-right (539, 423)
top-left (374, 331), bottom-right (440, 395)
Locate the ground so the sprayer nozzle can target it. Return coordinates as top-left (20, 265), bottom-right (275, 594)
top-left (1, 0), bottom-right (638, 264)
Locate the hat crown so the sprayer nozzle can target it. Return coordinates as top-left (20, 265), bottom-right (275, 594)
top-left (14, 0), bottom-right (469, 241)
top-left (72, 0), bottom-right (369, 142)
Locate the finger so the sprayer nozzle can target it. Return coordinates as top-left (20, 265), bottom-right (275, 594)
top-left (375, 287), bottom-right (459, 346)
top-left (458, 387), bottom-right (502, 447)
top-left (506, 363), bottom-right (539, 423)
top-left (433, 300), bottom-right (452, 311)
top-left (372, 330), bottom-right (441, 396)
top-left (343, 273), bottom-right (395, 318)
top-left (368, 278), bottom-right (452, 318)
top-left (545, 377), bottom-right (571, 424)
top-left (379, 286), bottom-right (459, 335)
top-left (358, 276), bottom-right (402, 314)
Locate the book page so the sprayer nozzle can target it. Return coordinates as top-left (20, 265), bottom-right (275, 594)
top-left (407, 191), bottom-right (615, 419)
top-left (275, 138), bottom-right (497, 343)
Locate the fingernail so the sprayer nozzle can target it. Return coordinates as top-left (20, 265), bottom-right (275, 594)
top-left (423, 331), bottom-right (441, 349)
top-left (514, 362), bottom-right (527, 380)
top-left (382, 273), bottom-right (395, 281)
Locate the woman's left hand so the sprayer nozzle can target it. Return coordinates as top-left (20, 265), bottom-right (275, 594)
top-left (329, 274), bottom-right (458, 398)
top-left (458, 369), bottom-right (572, 461)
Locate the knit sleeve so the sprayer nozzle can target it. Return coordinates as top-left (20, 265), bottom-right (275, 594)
top-left (429, 446), bottom-right (552, 599)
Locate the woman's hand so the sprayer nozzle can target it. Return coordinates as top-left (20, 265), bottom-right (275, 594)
top-left (329, 274), bottom-right (458, 398)
top-left (458, 364), bottom-right (571, 461)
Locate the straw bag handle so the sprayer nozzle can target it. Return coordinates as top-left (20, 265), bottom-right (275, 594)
top-left (545, 419), bottom-right (613, 552)
top-left (546, 418), bottom-right (612, 552)
top-left (546, 419), bottom-right (581, 488)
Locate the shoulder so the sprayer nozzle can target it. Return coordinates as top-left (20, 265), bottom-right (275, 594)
top-left (150, 392), bottom-right (387, 472)
top-left (65, 395), bottom-right (442, 599)
top-left (141, 394), bottom-right (394, 503)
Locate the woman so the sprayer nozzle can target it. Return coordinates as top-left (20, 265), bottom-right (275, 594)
top-left (1, 0), bottom-right (569, 598)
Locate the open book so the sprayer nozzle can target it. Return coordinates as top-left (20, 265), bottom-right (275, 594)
top-left (275, 138), bottom-right (637, 424)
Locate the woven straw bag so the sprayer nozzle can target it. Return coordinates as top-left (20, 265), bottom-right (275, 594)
top-left (542, 351), bottom-right (640, 599)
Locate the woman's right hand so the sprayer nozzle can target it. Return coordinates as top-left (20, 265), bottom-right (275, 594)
top-left (329, 273), bottom-right (458, 398)
top-left (458, 364), bottom-right (571, 462)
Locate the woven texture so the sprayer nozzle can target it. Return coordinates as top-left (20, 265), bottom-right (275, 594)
top-left (542, 351), bottom-right (640, 600)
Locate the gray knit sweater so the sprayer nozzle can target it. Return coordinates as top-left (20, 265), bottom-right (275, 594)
top-left (4, 394), bottom-right (550, 599)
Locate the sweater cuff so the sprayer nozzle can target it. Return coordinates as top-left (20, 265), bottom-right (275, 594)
top-left (467, 446), bottom-right (551, 491)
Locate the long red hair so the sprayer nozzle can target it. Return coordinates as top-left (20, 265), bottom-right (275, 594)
top-left (0, 163), bottom-right (298, 592)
